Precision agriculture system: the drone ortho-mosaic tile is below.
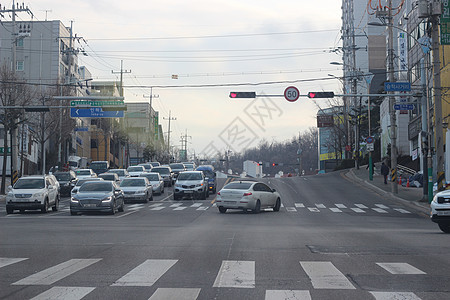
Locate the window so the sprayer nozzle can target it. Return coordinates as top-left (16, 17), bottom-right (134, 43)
top-left (17, 38), bottom-right (24, 47)
top-left (16, 61), bottom-right (24, 71)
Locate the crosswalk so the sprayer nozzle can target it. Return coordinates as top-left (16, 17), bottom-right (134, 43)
top-left (0, 201), bottom-right (415, 217)
top-left (1, 257), bottom-right (431, 299)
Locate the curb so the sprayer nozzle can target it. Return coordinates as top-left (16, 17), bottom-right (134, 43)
top-left (345, 169), bottom-right (430, 215)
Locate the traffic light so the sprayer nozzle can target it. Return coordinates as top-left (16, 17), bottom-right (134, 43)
top-left (229, 92), bottom-right (256, 98)
top-left (307, 92), bottom-right (335, 98)
top-left (272, 163), bottom-right (278, 166)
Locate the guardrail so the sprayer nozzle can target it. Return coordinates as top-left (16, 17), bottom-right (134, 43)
top-left (397, 164), bottom-right (416, 177)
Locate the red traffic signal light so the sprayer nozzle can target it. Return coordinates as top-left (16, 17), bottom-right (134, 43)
top-left (229, 92), bottom-right (256, 98)
top-left (307, 91), bottom-right (335, 98)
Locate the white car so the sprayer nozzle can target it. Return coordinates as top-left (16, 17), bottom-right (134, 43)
top-left (75, 169), bottom-right (97, 180)
top-left (173, 171), bottom-right (208, 200)
top-left (120, 177), bottom-right (153, 203)
top-left (216, 181), bottom-right (281, 214)
top-left (140, 172), bottom-right (165, 195)
top-left (107, 169), bottom-right (130, 181)
top-left (431, 190), bottom-right (450, 233)
top-left (127, 166), bottom-right (146, 177)
top-left (6, 175), bottom-right (60, 214)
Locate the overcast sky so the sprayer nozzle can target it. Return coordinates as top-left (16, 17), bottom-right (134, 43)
top-left (19, 0), bottom-right (343, 157)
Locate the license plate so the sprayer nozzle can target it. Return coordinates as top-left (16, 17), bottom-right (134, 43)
top-left (225, 201), bottom-right (235, 204)
top-left (184, 190), bottom-right (193, 194)
top-left (85, 204), bottom-right (97, 208)
top-left (437, 211), bottom-right (450, 216)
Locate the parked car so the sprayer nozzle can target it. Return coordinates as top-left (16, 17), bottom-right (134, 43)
top-left (53, 170), bottom-right (78, 196)
top-left (107, 169), bottom-right (130, 181)
top-left (140, 172), bottom-right (165, 195)
top-left (98, 172), bottom-right (121, 184)
top-left (127, 165), bottom-right (146, 177)
top-left (169, 163), bottom-right (186, 180)
top-left (120, 177), bottom-right (153, 203)
top-left (216, 181), bottom-right (281, 214)
top-left (75, 169), bottom-right (97, 180)
top-left (6, 175), bottom-right (60, 214)
top-left (70, 181), bottom-right (124, 215)
top-left (71, 178), bottom-right (104, 197)
top-left (173, 171), bottom-right (208, 200)
top-left (431, 189), bottom-right (450, 233)
top-left (151, 166), bottom-right (173, 187)
top-left (196, 165), bottom-right (217, 194)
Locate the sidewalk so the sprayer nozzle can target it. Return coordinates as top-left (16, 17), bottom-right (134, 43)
top-left (345, 163), bottom-right (430, 214)
top-left (0, 177), bottom-right (11, 202)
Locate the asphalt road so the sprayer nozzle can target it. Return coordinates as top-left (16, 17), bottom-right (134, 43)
top-left (0, 171), bottom-right (449, 300)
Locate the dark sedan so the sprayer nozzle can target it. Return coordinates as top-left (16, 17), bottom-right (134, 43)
top-left (70, 181), bottom-right (124, 215)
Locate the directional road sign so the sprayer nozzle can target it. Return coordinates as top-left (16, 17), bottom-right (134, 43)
top-left (70, 107), bottom-right (124, 118)
top-left (70, 100), bottom-right (124, 107)
top-left (384, 82), bottom-right (411, 92)
top-left (394, 104), bottom-right (414, 110)
top-left (284, 86), bottom-right (300, 102)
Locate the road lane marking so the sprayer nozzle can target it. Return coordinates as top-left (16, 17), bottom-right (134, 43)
top-left (354, 204), bottom-right (368, 209)
top-left (351, 208), bottom-right (365, 213)
top-left (150, 203), bottom-right (163, 207)
top-left (13, 259), bottom-right (101, 285)
top-left (0, 257), bottom-right (27, 268)
top-left (197, 207), bottom-right (209, 211)
top-left (300, 261), bottom-right (356, 289)
top-left (151, 206), bottom-right (165, 211)
top-left (173, 206), bottom-right (187, 211)
top-left (265, 290), bottom-right (311, 300)
top-left (170, 203), bottom-right (183, 207)
top-left (376, 263), bottom-right (426, 275)
top-left (375, 204), bottom-right (390, 209)
top-left (335, 204), bottom-right (347, 209)
top-left (315, 204), bottom-right (326, 209)
top-left (329, 208), bottom-right (342, 213)
top-left (393, 208), bottom-right (411, 214)
top-left (295, 203), bottom-right (305, 208)
top-left (308, 208), bottom-right (320, 212)
top-left (112, 259), bottom-right (178, 286)
top-left (190, 203), bottom-right (203, 207)
top-left (149, 288), bottom-right (201, 300)
top-left (370, 292), bottom-right (422, 300)
top-left (372, 208), bottom-right (388, 213)
top-left (213, 260), bottom-right (255, 288)
top-left (286, 207), bottom-right (297, 212)
top-left (116, 210), bottom-right (138, 218)
top-left (30, 286), bottom-right (95, 300)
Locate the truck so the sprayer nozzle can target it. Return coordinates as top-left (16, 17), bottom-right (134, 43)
top-left (243, 160), bottom-right (262, 178)
top-left (89, 160), bottom-right (110, 175)
top-left (68, 156), bottom-right (88, 170)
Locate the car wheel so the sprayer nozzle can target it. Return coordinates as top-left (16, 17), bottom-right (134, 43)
top-left (438, 223), bottom-right (450, 233)
top-left (110, 202), bottom-right (116, 215)
top-left (118, 199), bottom-right (124, 212)
top-left (41, 198), bottom-right (49, 213)
top-left (52, 195), bottom-right (60, 212)
top-left (253, 200), bottom-right (261, 214)
top-left (6, 207), bottom-right (13, 214)
top-left (144, 193), bottom-right (149, 203)
top-left (273, 198), bottom-right (281, 212)
top-left (219, 206), bottom-right (227, 213)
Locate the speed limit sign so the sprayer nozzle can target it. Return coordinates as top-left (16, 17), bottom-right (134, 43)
top-left (284, 86), bottom-right (300, 102)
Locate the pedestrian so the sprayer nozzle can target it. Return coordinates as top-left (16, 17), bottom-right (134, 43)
top-left (381, 162), bottom-right (389, 184)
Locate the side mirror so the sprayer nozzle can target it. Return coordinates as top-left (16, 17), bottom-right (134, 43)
top-left (7, 185), bottom-right (12, 191)
top-left (272, 188), bottom-right (276, 193)
top-left (48, 185), bottom-right (54, 190)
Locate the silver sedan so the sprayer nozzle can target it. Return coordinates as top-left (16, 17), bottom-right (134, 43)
top-left (216, 181), bottom-right (281, 214)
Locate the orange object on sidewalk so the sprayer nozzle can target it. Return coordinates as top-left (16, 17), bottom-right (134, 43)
top-left (406, 178), bottom-right (410, 187)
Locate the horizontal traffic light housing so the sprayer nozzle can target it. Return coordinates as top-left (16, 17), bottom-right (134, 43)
top-left (229, 92), bottom-right (256, 98)
top-left (307, 92), bottom-right (335, 98)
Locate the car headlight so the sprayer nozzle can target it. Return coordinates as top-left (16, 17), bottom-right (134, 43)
top-left (432, 195), bottom-right (438, 203)
top-left (70, 197), bottom-right (79, 203)
top-left (135, 189), bottom-right (146, 195)
top-left (196, 183), bottom-right (204, 187)
top-left (102, 196), bottom-right (113, 203)
top-left (32, 192), bottom-right (45, 198)
top-left (175, 184), bottom-right (181, 188)
top-left (7, 192), bottom-right (14, 197)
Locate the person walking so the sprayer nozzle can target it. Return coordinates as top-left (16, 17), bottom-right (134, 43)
top-left (381, 162), bottom-right (389, 184)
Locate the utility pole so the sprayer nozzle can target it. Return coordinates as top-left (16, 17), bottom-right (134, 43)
top-left (387, 0), bottom-right (398, 194)
top-left (143, 87), bottom-right (159, 143)
top-left (164, 111), bottom-right (176, 162)
top-left (1, 1), bottom-right (33, 182)
top-left (112, 60), bottom-right (131, 97)
top-left (180, 129), bottom-right (192, 161)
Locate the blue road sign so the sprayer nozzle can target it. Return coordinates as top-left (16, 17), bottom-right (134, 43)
top-left (394, 104), bottom-right (414, 110)
top-left (70, 107), bottom-right (124, 118)
top-left (384, 82), bottom-right (411, 92)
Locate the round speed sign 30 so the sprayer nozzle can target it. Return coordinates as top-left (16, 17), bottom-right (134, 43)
top-left (284, 86), bottom-right (300, 102)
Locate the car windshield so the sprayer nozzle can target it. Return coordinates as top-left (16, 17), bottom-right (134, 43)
top-left (177, 173), bottom-right (202, 180)
top-left (120, 179), bottom-right (146, 187)
top-left (170, 163), bottom-right (184, 170)
top-left (14, 178), bottom-right (45, 189)
top-left (109, 170), bottom-right (125, 176)
top-left (149, 162), bottom-right (160, 167)
top-left (76, 170), bottom-right (91, 175)
top-left (76, 179), bottom-right (99, 187)
top-left (54, 173), bottom-right (71, 181)
top-left (79, 182), bottom-right (112, 192)
top-left (224, 182), bottom-right (253, 190)
top-left (152, 168), bottom-right (169, 174)
top-left (128, 166), bottom-right (143, 172)
top-left (99, 174), bottom-right (116, 181)
top-left (142, 174), bottom-right (159, 181)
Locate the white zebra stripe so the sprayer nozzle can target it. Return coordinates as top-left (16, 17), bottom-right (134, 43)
top-left (213, 260), bottom-right (255, 288)
top-left (112, 259), bottom-right (178, 287)
top-left (30, 286), bottom-right (95, 300)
